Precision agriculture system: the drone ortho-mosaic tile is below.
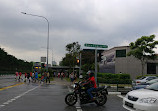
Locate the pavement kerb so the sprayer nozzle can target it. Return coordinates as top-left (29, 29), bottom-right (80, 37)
top-left (108, 92), bottom-right (121, 95)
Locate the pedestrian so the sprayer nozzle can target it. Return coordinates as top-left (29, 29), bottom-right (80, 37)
top-left (32, 72), bottom-right (35, 82)
top-left (41, 72), bottom-right (45, 83)
top-left (18, 72), bottom-right (22, 82)
top-left (27, 72), bottom-right (31, 83)
top-left (61, 72), bottom-right (64, 80)
top-left (69, 72), bottom-right (74, 83)
top-left (73, 73), bottom-right (77, 83)
top-left (15, 71), bottom-right (18, 81)
top-left (34, 71), bottom-right (39, 83)
top-left (44, 72), bottom-right (47, 82)
top-left (24, 72), bottom-right (27, 82)
top-left (46, 71), bottom-right (50, 83)
top-left (58, 72), bottom-right (60, 78)
top-left (54, 72), bottom-right (56, 77)
top-left (30, 72), bottom-right (33, 81)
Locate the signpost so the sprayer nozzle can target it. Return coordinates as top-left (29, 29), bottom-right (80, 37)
top-left (84, 43), bottom-right (108, 48)
top-left (41, 57), bottom-right (46, 63)
top-left (84, 43), bottom-right (108, 85)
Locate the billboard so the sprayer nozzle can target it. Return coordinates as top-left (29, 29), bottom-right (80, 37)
top-left (99, 51), bottom-right (115, 73)
top-left (41, 57), bottom-right (46, 62)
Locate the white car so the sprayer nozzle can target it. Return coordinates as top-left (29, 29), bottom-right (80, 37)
top-left (123, 82), bottom-right (158, 111)
top-left (133, 76), bottom-right (157, 85)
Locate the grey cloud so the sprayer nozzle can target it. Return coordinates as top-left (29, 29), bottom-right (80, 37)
top-left (1, 0), bottom-right (158, 64)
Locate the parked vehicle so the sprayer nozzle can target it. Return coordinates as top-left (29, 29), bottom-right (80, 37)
top-left (132, 78), bottom-right (158, 90)
top-left (123, 82), bottom-right (158, 111)
top-left (132, 76), bottom-right (157, 86)
top-left (65, 81), bottom-right (108, 106)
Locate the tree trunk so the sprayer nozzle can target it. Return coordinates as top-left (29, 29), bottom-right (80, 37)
top-left (141, 59), bottom-right (145, 76)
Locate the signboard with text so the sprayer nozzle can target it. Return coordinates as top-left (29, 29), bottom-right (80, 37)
top-left (84, 43), bottom-right (108, 48)
top-left (41, 57), bottom-right (46, 62)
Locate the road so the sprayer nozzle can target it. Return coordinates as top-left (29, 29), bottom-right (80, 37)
top-left (0, 75), bottom-right (127, 111)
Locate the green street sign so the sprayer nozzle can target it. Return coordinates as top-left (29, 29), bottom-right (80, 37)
top-left (84, 43), bottom-right (108, 48)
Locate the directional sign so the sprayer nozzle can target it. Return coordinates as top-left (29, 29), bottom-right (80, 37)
top-left (84, 43), bottom-right (108, 48)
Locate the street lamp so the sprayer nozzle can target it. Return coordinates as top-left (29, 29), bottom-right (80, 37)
top-left (21, 12), bottom-right (49, 71)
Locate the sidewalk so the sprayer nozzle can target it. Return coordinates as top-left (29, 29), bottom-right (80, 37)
top-left (51, 77), bottom-right (125, 95)
top-left (51, 77), bottom-right (72, 86)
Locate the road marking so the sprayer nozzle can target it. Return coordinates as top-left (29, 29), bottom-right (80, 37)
top-left (0, 105), bottom-right (5, 108)
top-left (0, 82), bottom-right (24, 91)
top-left (67, 86), bottom-right (83, 111)
top-left (117, 95), bottom-right (124, 99)
top-left (0, 86), bottom-right (39, 109)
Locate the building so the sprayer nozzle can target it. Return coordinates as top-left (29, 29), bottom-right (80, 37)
top-left (99, 46), bottom-right (158, 79)
top-left (52, 61), bottom-right (57, 66)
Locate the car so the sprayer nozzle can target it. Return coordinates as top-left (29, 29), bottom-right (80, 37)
top-left (132, 78), bottom-right (158, 90)
top-left (123, 82), bottom-right (158, 111)
top-left (132, 76), bottom-right (157, 86)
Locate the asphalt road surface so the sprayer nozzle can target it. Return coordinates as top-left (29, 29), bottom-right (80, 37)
top-left (0, 75), bottom-right (127, 111)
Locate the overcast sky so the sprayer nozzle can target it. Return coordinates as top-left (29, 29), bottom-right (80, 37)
top-left (1, 0), bottom-right (158, 65)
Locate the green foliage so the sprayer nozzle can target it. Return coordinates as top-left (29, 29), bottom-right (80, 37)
top-left (128, 35), bottom-right (158, 59)
top-left (80, 50), bottom-right (95, 72)
top-left (127, 35), bottom-right (158, 76)
top-left (97, 73), bottom-right (131, 84)
top-left (0, 48), bottom-right (32, 74)
top-left (66, 42), bottom-right (81, 55)
top-left (81, 63), bottom-right (95, 73)
top-left (60, 42), bottom-right (81, 67)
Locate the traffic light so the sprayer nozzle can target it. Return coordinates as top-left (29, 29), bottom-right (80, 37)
top-left (76, 59), bottom-right (80, 66)
top-left (77, 59), bottom-right (80, 63)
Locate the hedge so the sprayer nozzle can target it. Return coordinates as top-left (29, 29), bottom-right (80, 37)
top-left (97, 73), bottom-right (131, 84)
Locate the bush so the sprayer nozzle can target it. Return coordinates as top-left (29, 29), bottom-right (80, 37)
top-left (119, 74), bottom-right (130, 79)
top-left (97, 73), bottom-right (131, 84)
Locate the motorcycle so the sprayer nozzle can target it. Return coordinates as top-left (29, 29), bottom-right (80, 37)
top-left (65, 81), bottom-right (108, 106)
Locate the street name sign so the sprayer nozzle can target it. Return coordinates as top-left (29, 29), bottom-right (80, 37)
top-left (84, 43), bottom-right (108, 48)
top-left (84, 43), bottom-right (108, 84)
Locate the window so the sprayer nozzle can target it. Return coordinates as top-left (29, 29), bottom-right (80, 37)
top-left (116, 49), bottom-right (126, 57)
top-left (147, 63), bottom-right (156, 74)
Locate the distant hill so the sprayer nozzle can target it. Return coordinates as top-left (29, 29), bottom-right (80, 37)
top-left (0, 48), bottom-right (32, 74)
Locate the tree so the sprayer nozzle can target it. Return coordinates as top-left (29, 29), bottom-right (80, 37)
top-left (127, 35), bottom-right (158, 76)
top-left (60, 42), bottom-right (81, 67)
top-left (66, 42), bottom-right (81, 56)
top-left (60, 53), bottom-right (74, 66)
top-left (81, 50), bottom-right (95, 72)
top-left (0, 47), bottom-right (33, 73)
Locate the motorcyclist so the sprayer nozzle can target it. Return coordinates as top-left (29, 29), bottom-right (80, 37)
top-left (82, 71), bottom-right (97, 100)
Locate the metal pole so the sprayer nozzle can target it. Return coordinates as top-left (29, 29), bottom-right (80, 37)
top-left (79, 52), bottom-right (81, 76)
top-left (95, 48), bottom-right (97, 84)
top-left (21, 12), bottom-right (49, 71)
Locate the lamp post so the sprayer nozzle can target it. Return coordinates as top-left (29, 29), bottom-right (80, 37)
top-left (21, 12), bottom-right (49, 71)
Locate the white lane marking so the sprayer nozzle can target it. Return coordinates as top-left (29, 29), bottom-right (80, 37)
top-left (11, 99), bottom-right (16, 101)
top-left (14, 96), bottom-right (21, 99)
top-left (67, 86), bottom-right (83, 111)
top-left (0, 105), bottom-right (5, 107)
top-left (0, 86), bottom-right (39, 109)
top-left (117, 95), bottom-right (124, 99)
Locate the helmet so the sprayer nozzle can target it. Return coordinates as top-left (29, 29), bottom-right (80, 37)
top-left (86, 70), bottom-right (92, 74)
top-left (86, 70), bottom-right (94, 77)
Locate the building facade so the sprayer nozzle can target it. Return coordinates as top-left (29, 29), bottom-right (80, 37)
top-left (99, 46), bottom-right (158, 79)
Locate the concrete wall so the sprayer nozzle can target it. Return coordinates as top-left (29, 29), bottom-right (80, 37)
top-left (115, 56), bottom-right (142, 79)
top-left (100, 46), bottom-right (158, 80)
